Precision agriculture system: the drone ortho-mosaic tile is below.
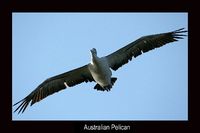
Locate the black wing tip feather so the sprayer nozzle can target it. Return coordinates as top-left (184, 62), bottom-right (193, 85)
top-left (173, 28), bottom-right (187, 33)
top-left (13, 99), bottom-right (29, 114)
top-left (172, 28), bottom-right (187, 40)
top-left (13, 99), bottom-right (24, 107)
top-left (13, 95), bottom-right (33, 114)
top-left (172, 28), bottom-right (187, 35)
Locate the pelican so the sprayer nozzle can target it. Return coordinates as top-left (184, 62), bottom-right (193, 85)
top-left (13, 28), bottom-right (187, 113)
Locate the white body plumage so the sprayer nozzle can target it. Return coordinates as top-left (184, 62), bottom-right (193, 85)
top-left (89, 48), bottom-right (112, 88)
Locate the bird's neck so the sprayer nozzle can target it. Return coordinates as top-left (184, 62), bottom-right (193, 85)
top-left (90, 53), bottom-right (99, 65)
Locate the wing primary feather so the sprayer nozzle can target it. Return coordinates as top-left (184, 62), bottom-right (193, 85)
top-left (22, 102), bottom-right (30, 113)
top-left (13, 99), bottom-right (24, 106)
top-left (17, 100), bottom-right (28, 114)
top-left (174, 36), bottom-right (184, 39)
top-left (31, 95), bottom-right (37, 105)
top-left (14, 100), bottom-right (25, 113)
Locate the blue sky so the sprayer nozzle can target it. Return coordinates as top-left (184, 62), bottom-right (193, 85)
top-left (12, 13), bottom-right (188, 120)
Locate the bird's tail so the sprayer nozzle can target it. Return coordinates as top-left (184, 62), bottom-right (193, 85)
top-left (94, 77), bottom-right (117, 91)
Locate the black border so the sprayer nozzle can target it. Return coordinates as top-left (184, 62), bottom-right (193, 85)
top-left (1, 1), bottom-right (193, 133)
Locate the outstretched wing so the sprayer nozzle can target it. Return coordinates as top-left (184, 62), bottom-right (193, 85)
top-left (13, 64), bottom-right (94, 114)
top-left (105, 28), bottom-right (187, 71)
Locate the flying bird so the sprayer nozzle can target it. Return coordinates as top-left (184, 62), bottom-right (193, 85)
top-left (13, 28), bottom-right (187, 114)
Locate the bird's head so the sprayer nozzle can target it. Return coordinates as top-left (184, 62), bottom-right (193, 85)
top-left (90, 48), bottom-right (97, 56)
